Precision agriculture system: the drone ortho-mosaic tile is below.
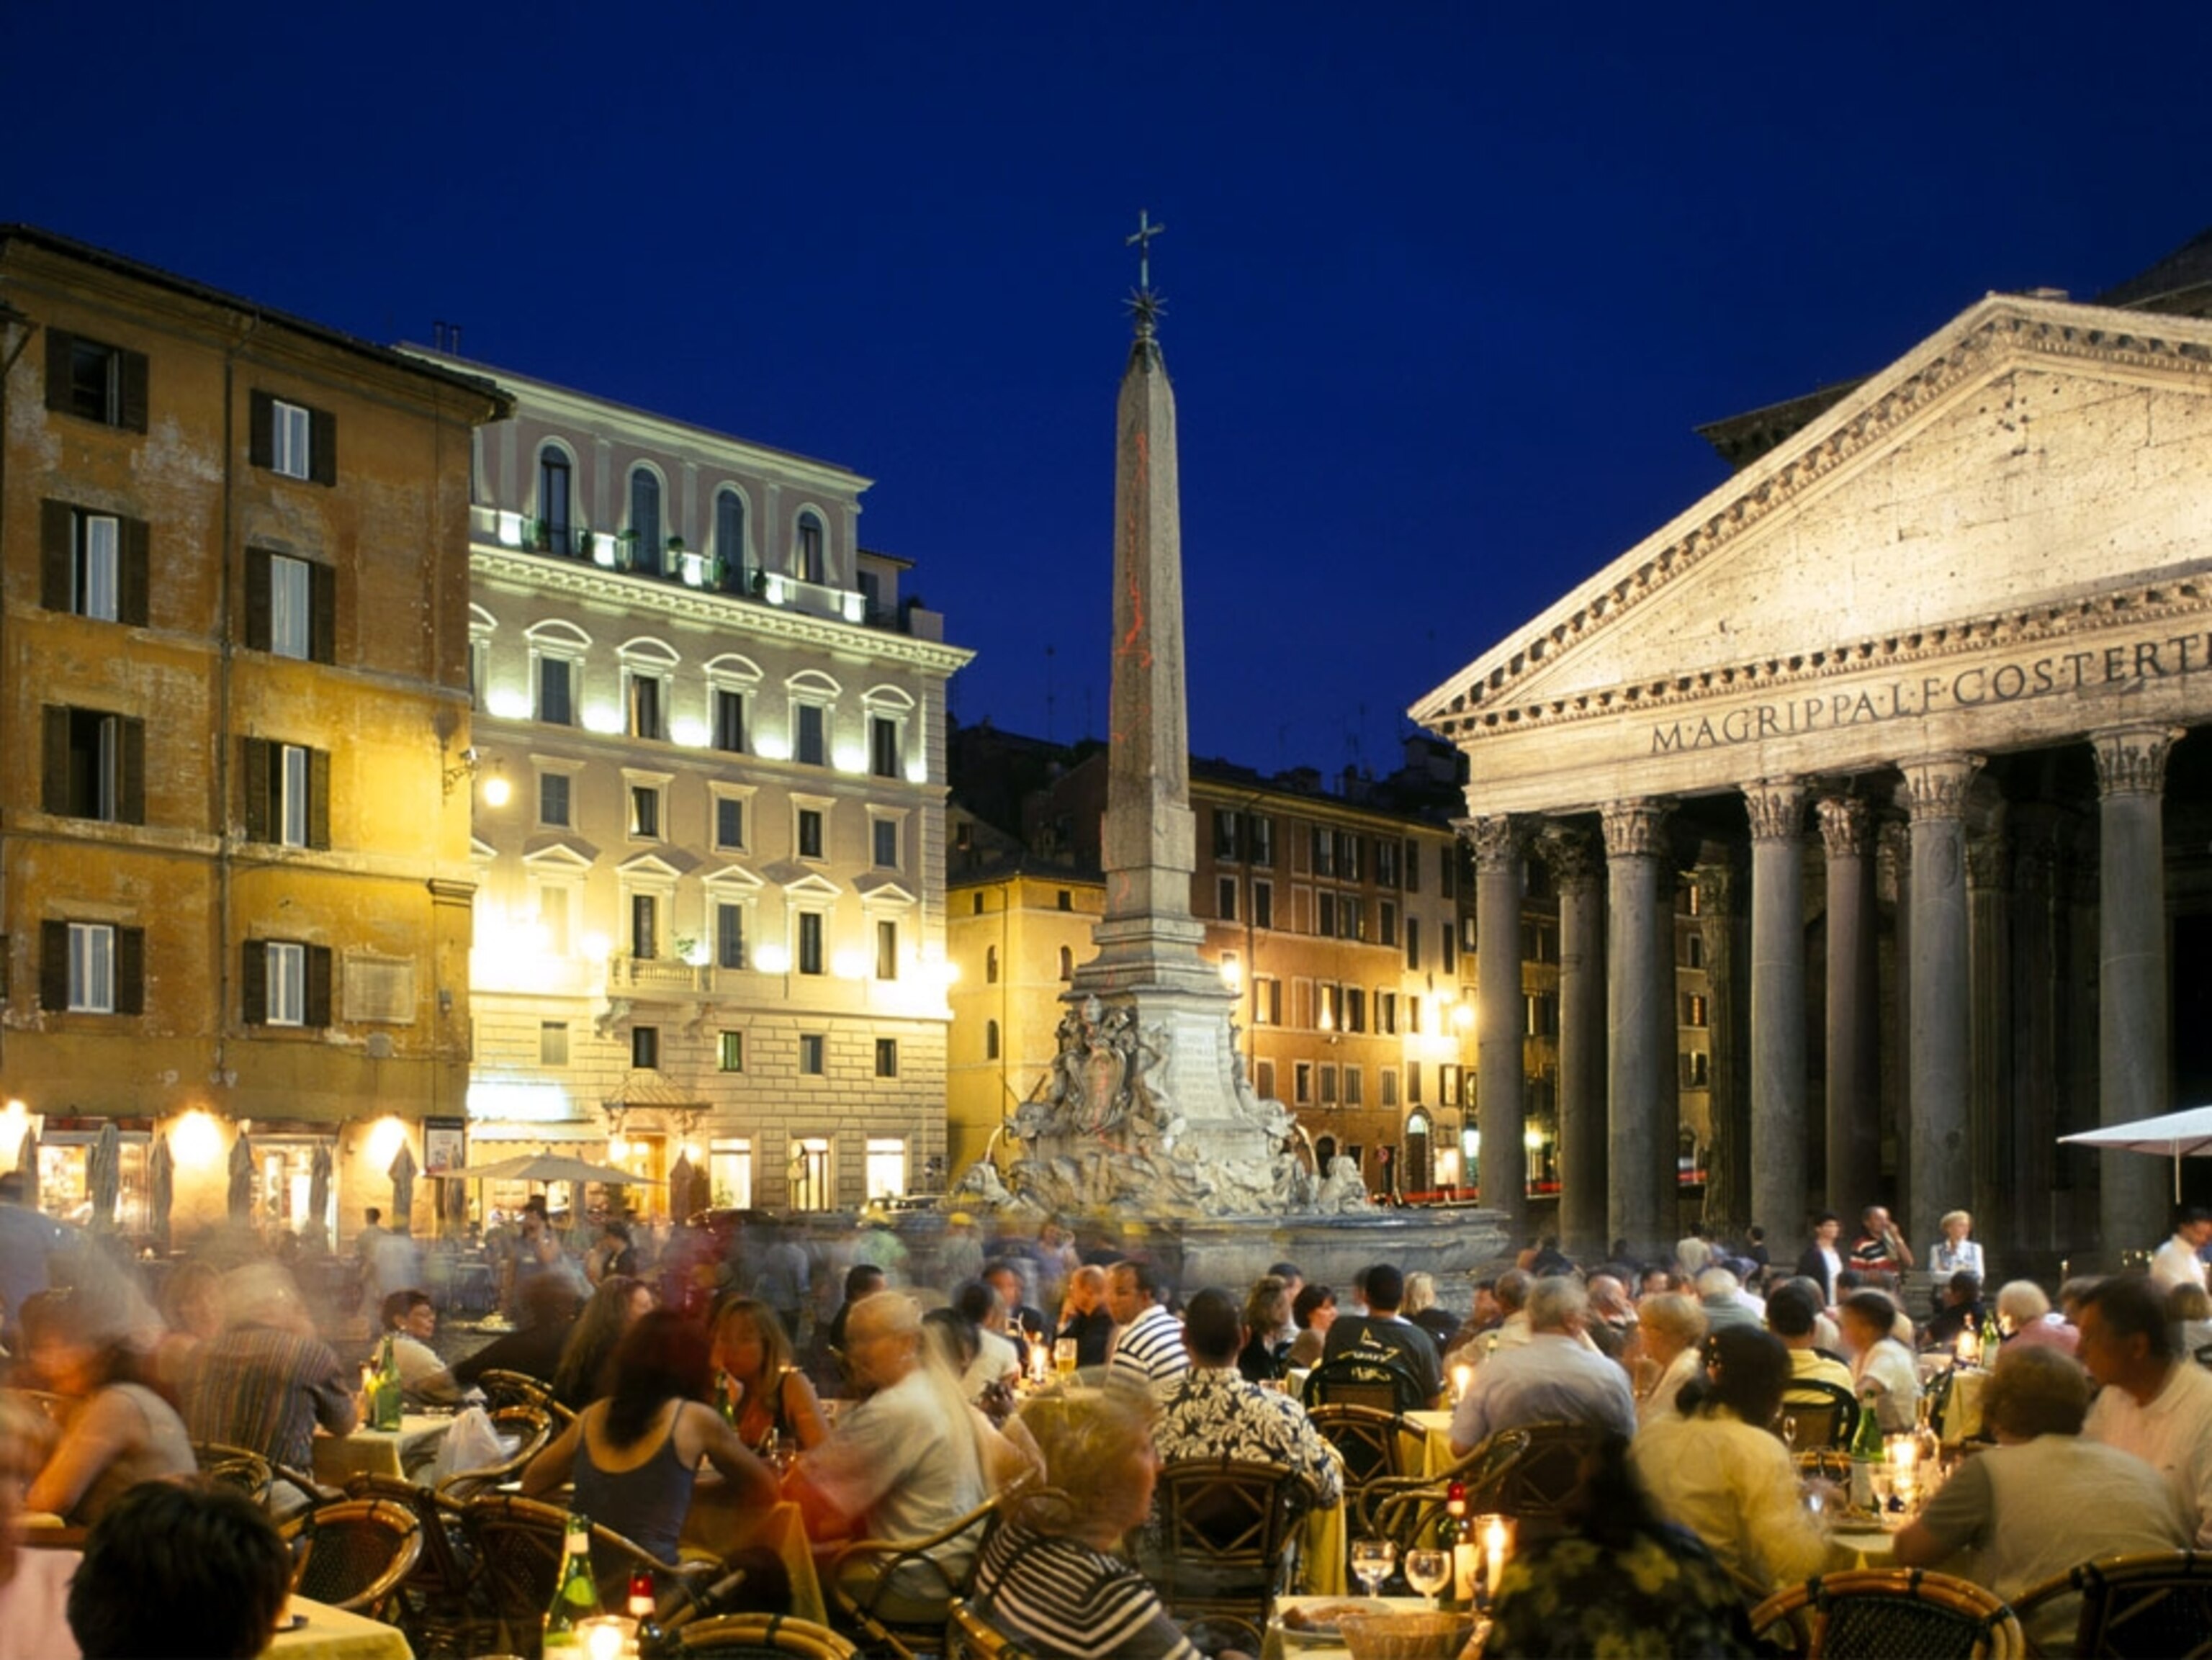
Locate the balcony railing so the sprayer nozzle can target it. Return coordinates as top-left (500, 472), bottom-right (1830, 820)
top-left (608, 955), bottom-right (709, 995)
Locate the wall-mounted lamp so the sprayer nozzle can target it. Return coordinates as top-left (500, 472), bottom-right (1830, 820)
top-left (480, 761), bottom-right (511, 808)
top-left (441, 744), bottom-right (480, 800)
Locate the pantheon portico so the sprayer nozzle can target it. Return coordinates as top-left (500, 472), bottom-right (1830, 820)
top-left (1414, 279), bottom-right (2212, 1267)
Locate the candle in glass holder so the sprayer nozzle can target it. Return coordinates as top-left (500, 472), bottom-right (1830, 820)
top-left (1479, 1514), bottom-right (1510, 1605)
top-left (1451, 1362), bottom-right (1474, 1404)
top-left (577, 1615), bottom-right (634, 1660)
top-left (1954, 1328), bottom-right (1977, 1366)
top-left (1886, 1435), bottom-right (1918, 1508)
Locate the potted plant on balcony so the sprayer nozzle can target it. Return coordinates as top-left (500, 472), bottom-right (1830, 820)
top-left (615, 528), bottom-right (639, 571)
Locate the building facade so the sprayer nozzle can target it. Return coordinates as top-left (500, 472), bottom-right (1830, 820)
top-left (0, 227), bottom-right (505, 1236)
top-left (1415, 242), bottom-right (2212, 1265)
top-left (423, 353), bottom-right (971, 1215)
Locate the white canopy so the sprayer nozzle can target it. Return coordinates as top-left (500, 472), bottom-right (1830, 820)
top-left (2059, 1106), bottom-right (2212, 1200)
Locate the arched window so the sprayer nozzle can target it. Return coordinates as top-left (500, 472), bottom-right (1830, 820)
top-left (629, 468), bottom-right (662, 575)
top-left (539, 446), bottom-right (572, 554)
top-left (986, 1019), bottom-right (1000, 1060)
top-left (1403, 1110), bottom-right (1434, 1196)
top-left (716, 489), bottom-right (747, 592)
top-left (796, 510), bottom-right (825, 585)
top-left (986, 945), bottom-right (999, 984)
top-left (1058, 945), bottom-right (1073, 980)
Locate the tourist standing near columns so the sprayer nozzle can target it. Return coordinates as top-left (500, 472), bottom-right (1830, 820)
top-left (2150, 1206), bottom-right (2212, 1292)
top-left (1795, 1214), bottom-right (1844, 1306)
top-left (1849, 1206), bottom-right (1913, 1278)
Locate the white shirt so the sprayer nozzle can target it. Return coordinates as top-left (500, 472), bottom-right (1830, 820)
top-left (1929, 1239), bottom-right (1984, 1280)
top-left (1637, 1345), bottom-right (1704, 1430)
top-left (2151, 1233), bottom-right (2209, 1293)
top-left (1632, 1408), bottom-right (1828, 1592)
top-left (1851, 1336), bottom-right (1921, 1433)
top-left (2085, 1358), bottom-right (2212, 1546)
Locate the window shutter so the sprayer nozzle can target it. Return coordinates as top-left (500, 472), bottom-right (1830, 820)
top-left (241, 941), bottom-right (268, 1024)
top-left (305, 946), bottom-right (333, 1028)
top-left (113, 927), bottom-right (145, 1015)
top-left (119, 517), bottom-right (150, 626)
top-left (241, 739), bottom-right (271, 841)
top-left (43, 330), bottom-right (74, 415)
top-left (117, 349), bottom-right (149, 433)
top-left (243, 549), bottom-right (272, 650)
top-left (42, 706), bottom-right (70, 814)
top-left (307, 747), bottom-right (331, 849)
top-left (248, 390), bottom-right (274, 469)
top-left (40, 500), bottom-right (73, 611)
top-left (308, 407), bottom-right (336, 486)
top-left (119, 718), bottom-right (145, 826)
top-left (40, 921), bottom-right (69, 1011)
top-left (310, 563), bottom-right (336, 664)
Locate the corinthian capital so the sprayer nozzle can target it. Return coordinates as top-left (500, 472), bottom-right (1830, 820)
top-left (1534, 825), bottom-right (1601, 896)
top-left (1600, 798), bottom-right (1671, 860)
top-left (1897, 754), bottom-right (1982, 821)
top-left (1816, 795), bottom-right (1874, 860)
top-left (1744, 777), bottom-right (1806, 843)
top-left (2091, 726), bottom-right (2185, 800)
top-left (1466, 813), bottom-right (1527, 873)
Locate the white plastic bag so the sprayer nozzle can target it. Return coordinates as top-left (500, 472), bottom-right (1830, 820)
top-left (429, 1404), bottom-right (509, 1483)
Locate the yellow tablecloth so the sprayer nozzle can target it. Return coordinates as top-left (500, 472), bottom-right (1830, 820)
top-left (1912, 1359), bottom-right (1990, 1441)
top-left (1405, 1409), bottom-right (1459, 1478)
top-left (1301, 1499), bottom-right (1349, 1594)
top-left (310, 1415), bottom-right (451, 1486)
top-left (679, 1490), bottom-right (829, 1626)
top-left (266, 1595), bottom-right (413, 1660)
top-left (1827, 1527), bottom-right (1899, 1571)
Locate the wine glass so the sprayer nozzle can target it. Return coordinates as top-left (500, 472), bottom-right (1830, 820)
top-left (1404, 1548), bottom-right (1449, 1611)
top-left (1350, 1537), bottom-right (1396, 1599)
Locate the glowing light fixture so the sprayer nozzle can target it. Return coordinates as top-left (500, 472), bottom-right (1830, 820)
top-left (832, 949), bottom-right (867, 981)
top-left (364, 1115), bottom-right (410, 1168)
top-left (581, 705), bottom-right (623, 736)
top-left (481, 771), bottom-right (511, 808)
top-left (755, 943), bottom-right (791, 974)
top-left (670, 718), bottom-right (709, 748)
top-left (173, 1109), bottom-right (226, 1167)
top-left (485, 690), bottom-right (531, 721)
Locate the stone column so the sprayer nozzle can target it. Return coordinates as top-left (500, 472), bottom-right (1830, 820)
top-left (1818, 797), bottom-right (1881, 1215)
top-left (1694, 856), bottom-right (1749, 1238)
top-left (1603, 798), bottom-right (1675, 1258)
top-left (1966, 832), bottom-right (2013, 1248)
top-left (1747, 780), bottom-right (1808, 1239)
top-left (2093, 725), bottom-right (2184, 1260)
top-left (2009, 817), bottom-right (2061, 1255)
top-left (1898, 754), bottom-right (1981, 1240)
top-left (1540, 828), bottom-right (1607, 1260)
top-left (1471, 816), bottom-right (1528, 1242)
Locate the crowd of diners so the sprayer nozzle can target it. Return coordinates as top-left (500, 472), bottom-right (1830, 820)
top-left (2, 1171), bottom-right (2211, 1657)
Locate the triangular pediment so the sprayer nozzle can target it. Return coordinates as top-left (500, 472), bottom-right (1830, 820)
top-left (759, 860), bottom-right (841, 896)
top-left (851, 872), bottom-right (917, 906)
top-left (1413, 293), bottom-right (2212, 737)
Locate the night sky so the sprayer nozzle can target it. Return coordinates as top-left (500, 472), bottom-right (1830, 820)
top-left (9, 2), bottom-right (2209, 779)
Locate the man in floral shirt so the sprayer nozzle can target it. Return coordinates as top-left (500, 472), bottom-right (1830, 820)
top-left (1150, 1288), bottom-right (1342, 1506)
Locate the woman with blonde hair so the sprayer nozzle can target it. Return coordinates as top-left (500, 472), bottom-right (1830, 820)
top-left (1629, 1293), bottom-right (1708, 1430)
top-left (1929, 1211), bottom-right (1984, 1281)
top-left (709, 1294), bottom-right (829, 1456)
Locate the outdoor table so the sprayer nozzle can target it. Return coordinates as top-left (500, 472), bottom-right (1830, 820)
top-left (1262, 1593), bottom-right (1452, 1660)
top-left (311, 1414), bottom-right (453, 1486)
top-left (1912, 1355), bottom-right (1990, 1440)
top-left (1827, 1523), bottom-right (1899, 1572)
top-left (1404, 1409), bottom-right (1459, 1477)
top-left (268, 1594), bottom-right (414, 1660)
top-left (1301, 1494), bottom-right (1349, 1596)
top-left (678, 1487), bottom-right (830, 1625)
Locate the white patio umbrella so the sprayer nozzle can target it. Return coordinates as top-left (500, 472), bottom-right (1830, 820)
top-left (441, 1151), bottom-right (659, 1186)
top-left (2059, 1104), bottom-right (2212, 1201)
top-left (388, 1140), bottom-right (418, 1227)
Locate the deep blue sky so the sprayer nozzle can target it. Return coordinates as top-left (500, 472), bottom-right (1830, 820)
top-left (9, 3), bottom-right (2209, 777)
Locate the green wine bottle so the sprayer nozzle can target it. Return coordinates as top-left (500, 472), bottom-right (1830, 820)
top-left (542, 1512), bottom-right (598, 1654)
top-left (371, 1335), bottom-right (403, 1432)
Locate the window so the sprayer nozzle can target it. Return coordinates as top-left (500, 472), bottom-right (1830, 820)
top-left (1682, 993), bottom-right (1709, 1029)
top-left (1253, 881), bottom-right (1273, 930)
top-left (1342, 897), bottom-right (1365, 942)
top-left (799, 1035), bottom-right (827, 1075)
top-left (1378, 991), bottom-right (1397, 1035)
top-left (1213, 810), bottom-right (1241, 862)
top-left (1294, 1062), bottom-right (1313, 1104)
top-left (242, 939), bottom-right (331, 1029)
top-left (1218, 877), bottom-right (1238, 921)
top-left (1311, 827), bottom-right (1335, 878)
top-left (541, 1021), bottom-right (569, 1066)
top-left (716, 798), bottom-right (745, 850)
top-left (716, 490), bottom-right (747, 590)
top-left (1058, 890), bottom-right (1073, 911)
top-left (629, 784), bottom-right (662, 839)
top-left (797, 808), bottom-right (824, 860)
top-left (1379, 901), bottom-right (1398, 948)
top-left (790, 1135), bottom-right (831, 1209)
top-left (797, 911), bottom-right (824, 975)
top-left (1408, 1061), bottom-right (1422, 1105)
top-left (1682, 1050), bottom-right (1711, 1088)
top-left (866, 1136), bottom-right (905, 1196)
top-left (242, 739), bottom-right (328, 848)
top-left (40, 705), bottom-right (138, 825)
top-left (713, 688), bottom-right (746, 753)
top-left (41, 502), bottom-right (148, 624)
top-left (1343, 987), bottom-right (1367, 1033)
top-left (711, 1137), bottom-right (753, 1207)
top-left (534, 880), bottom-right (575, 955)
top-left (1317, 893), bottom-right (1336, 939)
top-left (245, 551), bottom-right (334, 662)
top-left (1057, 944), bottom-right (1074, 980)
top-left (716, 902), bottom-right (747, 970)
top-left (1344, 1066), bottom-right (1364, 1106)
top-left (873, 817), bottom-right (899, 870)
top-left (875, 1038), bottom-right (899, 1078)
top-left (718, 1030), bottom-right (746, 1072)
top-left (1685, 932), bottom-right (1705, 969)
top-left (1338, 832), bottom-right (1364, 883)
top-left (1406, 916), bottom-right (1421, 970)
top-left (46, 331), bottom-right (147, 430)
top-left (1254, 1060), bottom-right (1275, 1099)
top-left (1462, 914), bottom-right (1480, 953)
top-left (796, 512), bottom-right (825, 584)
top-left (536, 655), bottom-right (575, 725)
top-left (1318, 983), bottom-right (1341, 1032)
top-left (251, 391), bottom-right (333, 484)
top-left (1526, 993), bottom-right (1558, 1038)
top-left (629, 468), bottom-right (662, 574)
top-left (986, 946), bottom-right (999, 985)
top-left (628, 671), bottom-right (665, 740)
top-left (1440, 1064), bottom-right (1462, 1106)
top-left (539, 446), bottom-right (572, 552)
top-left (795, 703), bottom-right (827, 767)
top-left (632, 1025), bottom-right (660, 1070)
top-left (876, 919), bottom-right (899, 980)
top-left (630, 893), bottom-right (657, 959)
top-left (1404, 839), bottom-right (1421, 893)
top-left (985, 1019), bottom-right (1000, 1060)
top-left (1319, 1064), bottom-right (1338, 1105)
top-left (1376, 839), bottom-right (1401, 889)
top-left (1381, 1068), bottom-right (1399, 1109)
top-left (1252, 976), bottom-right (1281, 1026)
top-left (1440, 849), bottom-right (1457, 898)
top-left (1249, 815), bottom-right (1274, 866)
top-left (870, 716), bottom-right (900, 780)
top-left (539, 773), bottom-right (572, 829)
top-left (47, 921), bottom-right (140, 1014)
top-left (1441, 926), bottom-right (1457, 975)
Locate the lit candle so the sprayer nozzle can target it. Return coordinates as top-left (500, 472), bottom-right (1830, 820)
top-left (1451, 1362), bottom-right (1473, 1404)
top-left (577, 1615), bottom-right (632, 1660)
top-left (1481, 1514), bottom-right (1509, 1603)
top-left (1954, 1329), bottom-right (1977, 1366)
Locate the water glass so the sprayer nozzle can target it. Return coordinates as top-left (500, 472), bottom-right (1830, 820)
top-left (1350, 1536), bottom-right (1395, 1598)
top-left (1404, 1548), bottom-right (1449, 1610)
top-left (1053, 1338), bottom-right (1079, 1376)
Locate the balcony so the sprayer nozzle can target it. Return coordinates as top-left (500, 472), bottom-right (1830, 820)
top-left (608, 954), bottom-right (709, 996)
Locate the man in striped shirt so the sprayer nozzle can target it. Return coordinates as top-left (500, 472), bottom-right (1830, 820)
top-left (1104, 1259), bottom-right (1187, 1392)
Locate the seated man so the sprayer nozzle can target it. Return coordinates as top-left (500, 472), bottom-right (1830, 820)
top-left (182, 1264), bottom-right (356, 1487)
top-left (1922, 1271), bottom-right (1987, 1352)
top-left (1322, 1263), bottom-right (1442, 1406)
top-left (1449, 1277), bottom-right (1636, 1456)
top-left (1896, 1344), bottom-right (2190, 1650)
top-left (379, 1289), bottom-right (482, 1406)
top-left (1103, 1260), bottom-right (1188, 1392)
top-left (1994, 1280), bottom-right (2077, 1355)
top-left (1769, 1281), bottom-right (1854, 1399)
top-left (1840, 1289), bottom-right (1920, 1433)
top-left (1152, 1289), bottom-right (1341, 1507)
top-left (67, 1480), bottom-right (292, 1659)
top-left (1056, 1265), bottom-right (1115, 1368)
top-left (2080, 1273), bottom-right (2212, 1546)
top-left (450, 1271), bottom-right (581, 1391)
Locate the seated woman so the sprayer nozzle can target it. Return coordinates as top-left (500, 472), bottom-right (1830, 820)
top-left (551, 1273), bottom-right (655, 1413)
top-left (22, 1291), bottom-right (197, 1527)
top-left (151, 1261), bottom-right (225, 1397)
top-left (1488, 1431), bottom-right (1758, 1659)
top-left (1628, 1293), bottom-right (1708, 1430)
top-left (709, 1295), bottom-right (829, 1457)
top-left (1236, 1276), bottom-right (1290, 1383)
top-left (1629, 1325), bottom-right (1827, 1594)
top-left (970, 1386), bottom-right (1199, 1660)
top-left (522, 1308), bottom-right (776, 1582)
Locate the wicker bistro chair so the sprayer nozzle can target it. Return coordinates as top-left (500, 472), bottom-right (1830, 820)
top-left (2010, 1548), bottom-right (2212, 1659)
top-left (1306, 1404), bottom-right (1416, 1489)
top-left (943, 1601), bottom-right (1033, 1660)
top-left (1778, 1381), bottom-right (1861, 1451)
top-left (479, 1368), bottom-right (574, 1424)
top-left (1136, 1458), bottom-right (1321, 1633)
top-left (1358, 1429), bottom-right (1532, 1551)
top-left (196, 1446), bottom-right (276, 1507)
top-left (1750, 1569), bottom-right (2025, 1659)
top-left (433, 1402), bottom-right (554, 1502)
top-left (1473, 1420), bottom-right (1602, 1541)
top-left (464, 1493), bottom-right (714, 1659)
top-left (343, 1474), bottom-right (480, 1659)
top-left (826, 1492), bottom-right (1011, 1660)
top-left (661, 1614), bottom-right (863, 1659)
top-left (281, 1497), bottom-right (424, 1622)
top-left (1300, 1355), bottom-right (1429, 1415)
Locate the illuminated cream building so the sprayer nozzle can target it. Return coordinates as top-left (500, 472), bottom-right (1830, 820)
top-left (413, 352), bottom-right (971, 1214)
top-left (0, 227), bottom-right (505, 1236)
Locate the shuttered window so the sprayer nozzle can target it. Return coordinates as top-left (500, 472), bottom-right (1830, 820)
top-left (40, 501), bottom-right (150, 624)
top-left (242, 939), bottom-right (333, 1028)
top-left (42, 705), bottom-right (145, 824)
top-left (40, 921), bottom-right (145, 1014)
top-left (45, 330), bottom-right (148, 432)
top-left (241, 739), bottom-right (331, 848)
top-left (244, 549), bottom-right (335, 662)
top-left (249, 389), bottom-right (336, 485)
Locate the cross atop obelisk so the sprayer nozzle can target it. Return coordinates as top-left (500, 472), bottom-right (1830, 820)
top-left (1126, 209), bottom-right (1166, 340)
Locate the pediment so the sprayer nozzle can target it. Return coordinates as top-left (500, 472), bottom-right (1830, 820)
top-left (701, 862), bottom-right (763, 890)
top-left (759, 860), bottom-right (842, 896)
top-left (616, 850), bottom-right (695, 881)
top-left (1413, 293), bottom-right (2212, 739)
top-left (851, 872), bottom-right (917, 906)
